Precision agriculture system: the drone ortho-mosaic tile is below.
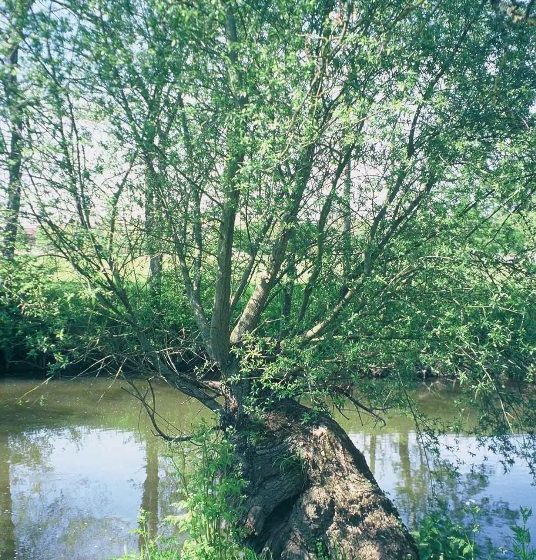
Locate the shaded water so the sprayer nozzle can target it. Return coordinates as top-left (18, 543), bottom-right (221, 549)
top-left (0, 378), bottom-right (534, 559)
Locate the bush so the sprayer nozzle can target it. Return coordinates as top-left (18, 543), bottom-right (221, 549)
top-left (0, 256), bottom-right (93, 373)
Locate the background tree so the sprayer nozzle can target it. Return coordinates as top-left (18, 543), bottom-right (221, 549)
top-left (0, 0), bottom-right (33, 259)
top-left (9, 0), bottom-right (536, 558)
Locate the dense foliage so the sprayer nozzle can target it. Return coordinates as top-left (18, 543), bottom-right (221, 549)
top-left (1, 0), bottom-right (536, 556)
top-left (1, 0), bottom-right (534, 417)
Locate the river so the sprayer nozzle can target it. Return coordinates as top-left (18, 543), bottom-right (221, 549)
top-left (0, 378), bottom-right (534, 559)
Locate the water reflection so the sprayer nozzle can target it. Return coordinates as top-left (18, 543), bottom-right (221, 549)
top-left (0, 378), bottom-right (534, 559)
top-left (0, 379), bottom-right (208, 559)
top-left (140, 436), bottom-right (159, 548)
top-left (8, 428), bottom-right (144, 558)
top-left (350, 431), bottom-right (535, 547)
top-left (0, 432), bottom-right (15, 560)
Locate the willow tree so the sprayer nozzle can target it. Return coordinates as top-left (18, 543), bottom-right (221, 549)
top-left (19, 0), bottom-right (536, 558)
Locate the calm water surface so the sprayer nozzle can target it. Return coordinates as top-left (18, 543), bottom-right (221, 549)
top-left (0, 378), bottom-right (534, 559)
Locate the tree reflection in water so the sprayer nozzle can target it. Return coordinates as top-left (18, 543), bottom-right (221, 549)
top-left (0, 378), bottom-right (534, 558)
top-left (0, 431), bottom-right (15, 560)
top-left (139, 435), bottom-right (160, 550)
top-left (351, 430), bottom-right (532, 548)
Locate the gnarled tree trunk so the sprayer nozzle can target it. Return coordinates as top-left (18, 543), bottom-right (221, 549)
top-left (233, 401), bottom-right (419, 560)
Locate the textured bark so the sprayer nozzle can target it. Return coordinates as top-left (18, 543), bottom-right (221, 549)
top-left (234, 401), bottom-right (419, 560)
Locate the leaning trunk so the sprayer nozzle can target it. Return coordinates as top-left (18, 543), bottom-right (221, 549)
top-left (232, 400), bottom-right (418, 560)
